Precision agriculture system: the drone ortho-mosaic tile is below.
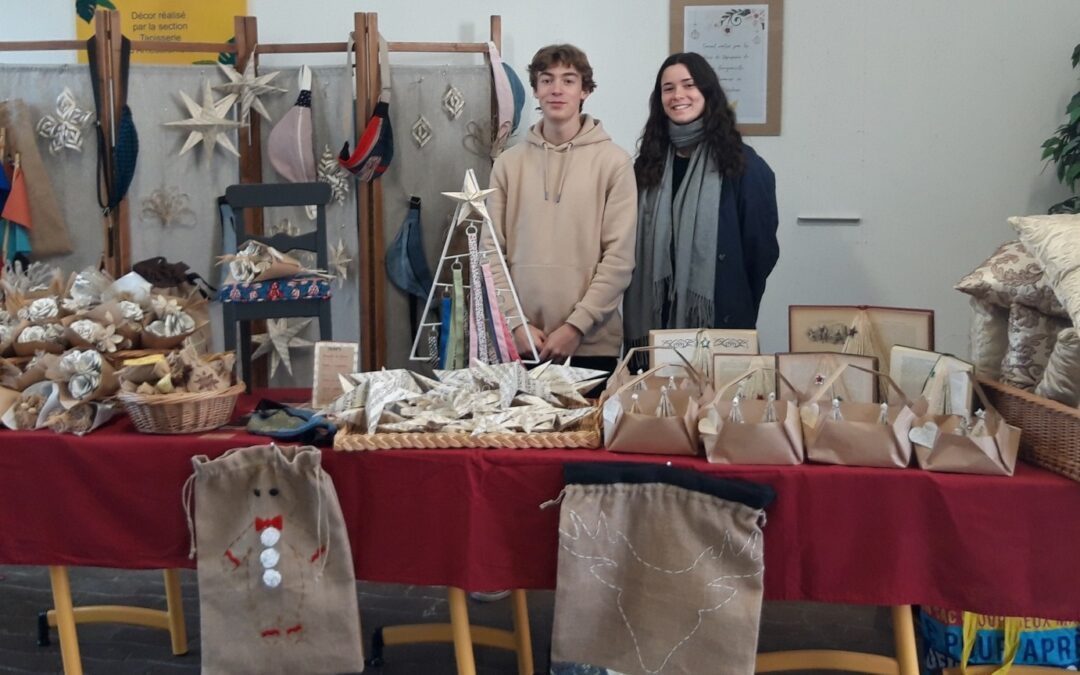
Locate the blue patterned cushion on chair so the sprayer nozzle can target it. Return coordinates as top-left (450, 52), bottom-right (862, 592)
top-left (219, 276), bottom-right (332, 304)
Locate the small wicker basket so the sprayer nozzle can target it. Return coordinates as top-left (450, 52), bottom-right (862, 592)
top-left (978, 376), bottom-right (1080, 483)
top-left (334, 408), bottom-right (601, 451)
top-left (118, 383), bottom-right (245, 434)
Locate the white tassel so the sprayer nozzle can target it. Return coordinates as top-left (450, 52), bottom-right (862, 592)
top-left (830, 397), bottom-right (844, 421)
top-left (729, 395), bottom-right (744, 423)
top-left (763, 392), bottom-right (777, 423)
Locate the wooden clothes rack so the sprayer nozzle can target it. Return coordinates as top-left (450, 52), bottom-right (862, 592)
top-left (1, 10), bottom-right (504, 373)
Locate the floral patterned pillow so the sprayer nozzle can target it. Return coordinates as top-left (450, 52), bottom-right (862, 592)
top-left (1010, 214), bottom-right (1080, 328)
top-left (1000, 304), bottom-right (1068, 391)
top-left (1034, 328), bottom-right (1080, 406)
top-left (955, 241), bottom-right (1066, 317)
top-left (969, 297), bottom-right (1008, 380)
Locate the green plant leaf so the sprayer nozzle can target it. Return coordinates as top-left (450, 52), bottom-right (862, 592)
top-left (1073, 42), bottom-right (1080, 69)
top-left (1066, 162), bottom-right (1080, 185)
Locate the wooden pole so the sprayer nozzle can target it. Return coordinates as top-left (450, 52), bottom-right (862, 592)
top-left (106, 9), bottom-right (131, 273)
top-left (92, 11), bottom-right (116, 276)
top-left (354, 11), bottom-right (376, 372)
top-left (366, 12), bottom-right (387, 369)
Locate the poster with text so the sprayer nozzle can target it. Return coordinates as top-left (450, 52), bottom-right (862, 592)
top-left (683, 4), bottom-right (770, 124)
top-left (76, 0), bottom-right (247, 65)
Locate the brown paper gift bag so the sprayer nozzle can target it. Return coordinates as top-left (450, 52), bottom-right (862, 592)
top-left (700, 369), bottom-right (805, 465)
top-left (551, 462), bottom-right (774, 675)
top-left (800, 363), bottom-right (924, 469)
top-left (601, 364), bottom-right (705, 455)
top-left (186, 444), bottom-right (364, 675)
top-left (911, 379), bottom-right (1021, 476)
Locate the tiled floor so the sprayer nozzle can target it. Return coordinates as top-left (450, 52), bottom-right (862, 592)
top-left (0, 565), bottom-right (899, 674)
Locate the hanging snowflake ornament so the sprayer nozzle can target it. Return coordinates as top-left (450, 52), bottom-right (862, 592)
top-left (441, 85), bottom-right (465, 120)
top-left (251, 318), bottom-right (315, 378)
top-left (140, 186), bottom-right (196, 228)
top-left (36, 88), bottom-right (94, 155)
top-left (329, 237), bottom-right (353, 288)
top-left (214, 59), bottom-right (286, 124)
top-left (317, 145), bottom-right (350, 206)
top-left (411, 115), bottom-right (433, 148)
top-left (164, 80), bottom-right (245, 159)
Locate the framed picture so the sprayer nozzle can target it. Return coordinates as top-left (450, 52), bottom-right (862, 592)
top-left (669, 0), bottom-right (784, 135)
top-left (788, 305), bottom-right (934, 374)
top-left (649, 328), bottom-right (759, 370)
top-left (775, 352), bottom-right (879, 403)
top-left (712, 353), bottom-right (775, 398)
top-left (311, 341), bottom-right (360, 409)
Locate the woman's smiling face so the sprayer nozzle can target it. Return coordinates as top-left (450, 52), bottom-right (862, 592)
top-left (660, 63), bottom-right (705, 124)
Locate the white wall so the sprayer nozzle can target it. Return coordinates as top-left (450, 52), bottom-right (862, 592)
top-left (4, 0), bottom-right (1077, 355)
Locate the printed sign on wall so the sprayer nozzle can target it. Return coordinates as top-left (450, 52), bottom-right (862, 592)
top-left (76, 0), bottom-right (247, 65)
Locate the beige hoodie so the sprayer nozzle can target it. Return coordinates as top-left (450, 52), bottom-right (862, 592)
top-left (485, 116), bottom-right (637, 357)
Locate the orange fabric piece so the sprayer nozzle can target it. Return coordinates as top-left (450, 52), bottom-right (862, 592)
top-left (1, 166), bottom-right (32, 229)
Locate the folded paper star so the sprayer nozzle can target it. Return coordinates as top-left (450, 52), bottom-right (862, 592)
top-left (442, 168), bottom-right (496, 225)
top-left (165, 80), bottom-right (244, 159)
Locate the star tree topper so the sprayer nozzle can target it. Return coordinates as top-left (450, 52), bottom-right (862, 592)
top-left (442, 169), bottom-right (496, 226)
top-left (251, 318), bottom-right (315, 378)
top-left (164, 80), bottom-right (245, 159)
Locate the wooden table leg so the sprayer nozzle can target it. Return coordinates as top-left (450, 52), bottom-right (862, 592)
top-left (48, 566), bottom-right (83, 675)
top-left (447, 587), bottom-right (477, 675)
top-left (162, 569), bottom-right (188, 655)
top-left (891, 605), bottom-right (919, 675)
top-left (510, 589), bottom-right (534, 675)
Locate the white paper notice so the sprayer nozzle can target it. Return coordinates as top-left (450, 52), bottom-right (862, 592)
top-left (684, 5), bottom-right (770, 124)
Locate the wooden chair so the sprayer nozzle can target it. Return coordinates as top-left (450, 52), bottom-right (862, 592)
top-left (220, 182), bottom-right (333, 389)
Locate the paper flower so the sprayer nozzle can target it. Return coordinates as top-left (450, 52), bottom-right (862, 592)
top-left (19, 324), bottom-right (64, 343)
top-left (2, 260), bottom-right (61, 296)
top-left (24, 297), bottom-right (60, 321)
top-left (36, 88), bottom-right (94, 155)
top-left (119, 300), bottom-right (145, 323)
top-left (69, 319), bottom-right (124, 353)
top-left (140, 187), bottom-right (196, 228)
top-left (147, 312), bottom-right (195, 338)
top-left (59, 350), bottom-right (104, 401)
top-left (0, 324), bottom-right (12, 345)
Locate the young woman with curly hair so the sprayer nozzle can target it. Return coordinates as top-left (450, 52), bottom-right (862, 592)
top-left (624, 52), bottom-right (779, 348)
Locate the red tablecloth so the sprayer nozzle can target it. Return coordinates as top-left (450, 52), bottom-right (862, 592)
top-left (2, 398), bottom-right (1079, 621)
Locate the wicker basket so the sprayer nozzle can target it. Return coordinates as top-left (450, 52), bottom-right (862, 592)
top-left (334, 408), bottom-right (601, 451)
top-left (978, 376), bottom-right (1080, 483)
top-left (118, 383), bottom-right (245, 434)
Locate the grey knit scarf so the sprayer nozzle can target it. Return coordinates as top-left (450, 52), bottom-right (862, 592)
top-left (625, 119), bottom-right (723, 346)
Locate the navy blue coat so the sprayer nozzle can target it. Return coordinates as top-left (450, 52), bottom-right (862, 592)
top-left (713, 144), bottom-right (779, 329)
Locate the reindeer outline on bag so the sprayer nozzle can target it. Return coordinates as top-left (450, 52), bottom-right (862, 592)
top-left (559, 506), bottom-right (764, 674)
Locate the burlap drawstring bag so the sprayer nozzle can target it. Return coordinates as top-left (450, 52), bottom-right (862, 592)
top-left (549, 462), bottom-right (775, 675)
top-left (184, 444), bottom-right (364, 675)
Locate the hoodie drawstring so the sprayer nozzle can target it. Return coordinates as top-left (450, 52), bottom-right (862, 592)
top-left (542, 142), bottom-right (575, 204)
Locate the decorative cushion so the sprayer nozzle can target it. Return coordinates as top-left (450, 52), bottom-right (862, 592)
top-left (955, 240), bottom-right (1066, 317)
top-left (1010, 214), bottom-right (1080, 328)
top-left (1034, 328), bottom-right (1080, 407)
top-left (969, 297), bottom-right (1008, 380)
top-left (1000, 304), bottom-right (1068, 391)
top-left (219, 276), bottom-right (332, 304)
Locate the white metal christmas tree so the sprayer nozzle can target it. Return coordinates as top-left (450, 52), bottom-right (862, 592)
top-left (409, 169), bottom-right (540, 366)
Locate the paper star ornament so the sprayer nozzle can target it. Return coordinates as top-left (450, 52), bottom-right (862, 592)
top-left (329, 238), bottom-right (353, 288)
top-left (251, 318), bottom-right (314, 378)
top-left (36, 88), bottom-right (93, 155)
top-left (164, 80), bottom-right (245, 159)
top-left (214, 60), bottom-right (285, 124)
top-left (442, 169), bottom-right (496, 225)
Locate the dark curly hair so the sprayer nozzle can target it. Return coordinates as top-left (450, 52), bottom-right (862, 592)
top-left (634, 52), bottom-right (744, 189)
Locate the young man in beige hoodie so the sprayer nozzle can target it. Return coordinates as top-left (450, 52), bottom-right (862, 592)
top-left (485, 44), bottom-right (638, 374)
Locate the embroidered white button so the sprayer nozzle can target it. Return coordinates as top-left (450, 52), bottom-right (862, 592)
top-left (260, 547), bottom-right (280, 569)
top-left (260, 526), bottom-right (281, 547)
top-left (262, 569), bottom-right (282, 588)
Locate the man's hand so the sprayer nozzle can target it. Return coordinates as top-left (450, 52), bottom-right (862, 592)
top-left (514, 324), bottom-right (546, 358)
top-left (539, 324), bottom-right (583, 361)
